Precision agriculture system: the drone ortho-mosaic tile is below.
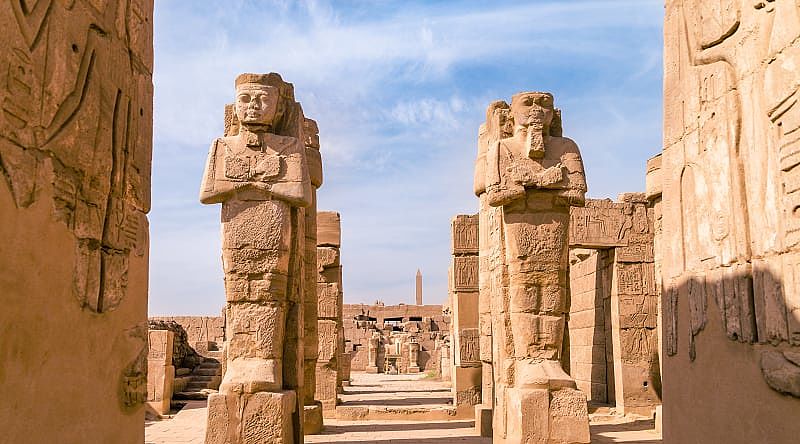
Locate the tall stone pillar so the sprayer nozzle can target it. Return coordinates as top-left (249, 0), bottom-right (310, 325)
top-left (474, 93), bottom-right (590, 443)
top-left (147, 330), bottom-right (175, 417)
top-left (366, 332), bottom-right (381, 373)
top-left (201, 73), bottom-right (313, 443)
top-left (316, 211), bottom-right (344, 415)
top-left (0, 2), bottom-right (153, 442)
top-left (302, 118), bottom-right (324, 434)
top-left (408, 338), bottom-right (421, 373)
top-left (416, 269), bottom-right (423, 305)
top-left (449, 214), bottom-right (482, 415)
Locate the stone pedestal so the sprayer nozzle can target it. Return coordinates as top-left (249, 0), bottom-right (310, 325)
top-left (206, 391), bottom-right (296, 444)
top-left (505, 386), bottom-right (589, 444)
top-left (408, 341), bottom-right (421, 373)
top-left (147, 330), bottom-right (175, 417)
top-left (303, 401), bottom-right (323, 435)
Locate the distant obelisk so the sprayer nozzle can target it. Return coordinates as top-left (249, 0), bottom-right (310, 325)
top-left (415, 269), bottom-right (423, 305)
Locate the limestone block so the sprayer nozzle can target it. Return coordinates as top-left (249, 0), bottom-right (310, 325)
top-left (317, 212), bottom-right (341, 247)
top-left (456, 328), bottom-right (481, 366)
top-left (148, 330), bottom-right (174, 366)
top-left (453, 366), bottom-right (482, 407)
top-left (226, 303), bottom-right (285, 361)
top-left (549, 388), bottom-right (590, 444)
top-left (453, 256), bottom-right (479, 291)
top-left (645, 154), bottom-right (662, 201)
top-left (317, 246), bottom-right (339, 269)
top-left (315, 364), bottom-right (338, 410)
top-left (317, 283), bottom-right (340, 319)
top-left (303, 401), bottom-right (323, 435)
top-left (452, 214), bottom-right (479, 254)
top-left (207, 391), bottom-right (296, 444)
top-left (318, 320), bottom-right (338, 362)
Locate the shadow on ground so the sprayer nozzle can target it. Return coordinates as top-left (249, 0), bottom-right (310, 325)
top-left (317, 421), bottom-right (476, 435)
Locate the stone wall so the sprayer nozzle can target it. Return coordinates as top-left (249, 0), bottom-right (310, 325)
top-left (150, 316), bottom-right (224, 356)
top-left (568, 249), bottom-right (614, 404)
top-left (0, 1), bottom-right (153, 442)
top-left (661, 1), bottom-right (800, 442)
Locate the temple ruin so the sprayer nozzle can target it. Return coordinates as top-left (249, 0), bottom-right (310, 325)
top-left (5, 2), bottom-right (800, 443)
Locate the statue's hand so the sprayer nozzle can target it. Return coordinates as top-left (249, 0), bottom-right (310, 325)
top-left (535, 163), bottom-right (564, 187)
top-left (486, 183), bottom-right (525, 207)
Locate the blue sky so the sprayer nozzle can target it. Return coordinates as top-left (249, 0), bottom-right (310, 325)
top-left (148, 0), bottom-right (664, 316)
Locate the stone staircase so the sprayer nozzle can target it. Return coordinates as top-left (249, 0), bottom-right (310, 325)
top-left (173, 352), bottom-right (222, 401)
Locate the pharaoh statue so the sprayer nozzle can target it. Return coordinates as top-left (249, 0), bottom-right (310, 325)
top-left (475, 92), bottom-right (590, 443)
top-left (200, 73), bottom-right (312, 443)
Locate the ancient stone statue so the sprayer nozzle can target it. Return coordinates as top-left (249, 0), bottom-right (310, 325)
top-left (200, 73), bottom-right (312, 443)
top-left (475, 92), bottom-right (590, 443)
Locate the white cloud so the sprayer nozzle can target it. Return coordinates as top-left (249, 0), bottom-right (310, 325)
top-left (148, 0), bottom-right (664, 314)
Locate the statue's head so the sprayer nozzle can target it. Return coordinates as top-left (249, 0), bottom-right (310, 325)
top-left (234, 73), bottom-right (293, 130)
top-left (510, 91), bottom-right (555, 136)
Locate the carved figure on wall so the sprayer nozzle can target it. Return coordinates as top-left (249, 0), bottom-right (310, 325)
top-left (200, 73), bottom-right (311, 443)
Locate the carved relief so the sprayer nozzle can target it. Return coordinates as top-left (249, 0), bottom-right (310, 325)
top-left (454, 256), bottom-right (478, 291)
top-left (569, 200), bottom-right (631, 248)
top-left (1, 1), bottom-right (152, 314)
top-left (459, 328), bottom-right (480, 364)
top-left (452, 214), bottom-right (479, 254)
top-left (617, 263), bottom-right (644, 295)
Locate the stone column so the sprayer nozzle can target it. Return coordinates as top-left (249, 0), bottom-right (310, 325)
top-left (408, 338), bottom-right (421, 373)
top-left (366, 332), bottom-right (381, 373)
top-left (0, 3), bottom-right (153, 442)
top-left (608, 193), bottom-right (660, 417)
top-left (440, 340), bottom-right (452, 382)
top-left (147, 330), bottom-right (175, 417)
top-left (316, 211), bottom-right (343, 415)
top-left (201, 73), bottom-right (312, 443)
top-left (302, 118), bottom-right (324, 434)
top-left (449, 214), bottom-right (482, 416)
top-left (475, 93), bottom-right (590, 444)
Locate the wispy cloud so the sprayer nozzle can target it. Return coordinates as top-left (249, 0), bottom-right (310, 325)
top-left (148, 0), bottom-right (663, 315)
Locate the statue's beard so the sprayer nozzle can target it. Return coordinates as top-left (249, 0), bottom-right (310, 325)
top-left (525, 123), bottom-right (545, 159)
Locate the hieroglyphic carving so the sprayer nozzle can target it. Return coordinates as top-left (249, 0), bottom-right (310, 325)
top-left (569, 200), bottom-right (631, 248)
top-left (1, 0), bottom-right (153, 314)
top-left (617, 263), bottom-right (644, 295)
top-left (664, 0), bottom-right (800, 403)
top-left (459, 328), bottom-right (480, 364)
top-left (452, 214), bottom-right (479, 254)
top-left (454, 256), bottom-right (478, 291)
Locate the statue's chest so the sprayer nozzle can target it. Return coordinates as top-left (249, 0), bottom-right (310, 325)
top-left (223, 148), bottom-right (281, 181)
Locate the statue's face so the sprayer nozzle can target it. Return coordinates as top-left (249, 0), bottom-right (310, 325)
top-left (235, 85), bottom-right (280, 126)
top-left (511, 93), bottom-right (554, 132)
